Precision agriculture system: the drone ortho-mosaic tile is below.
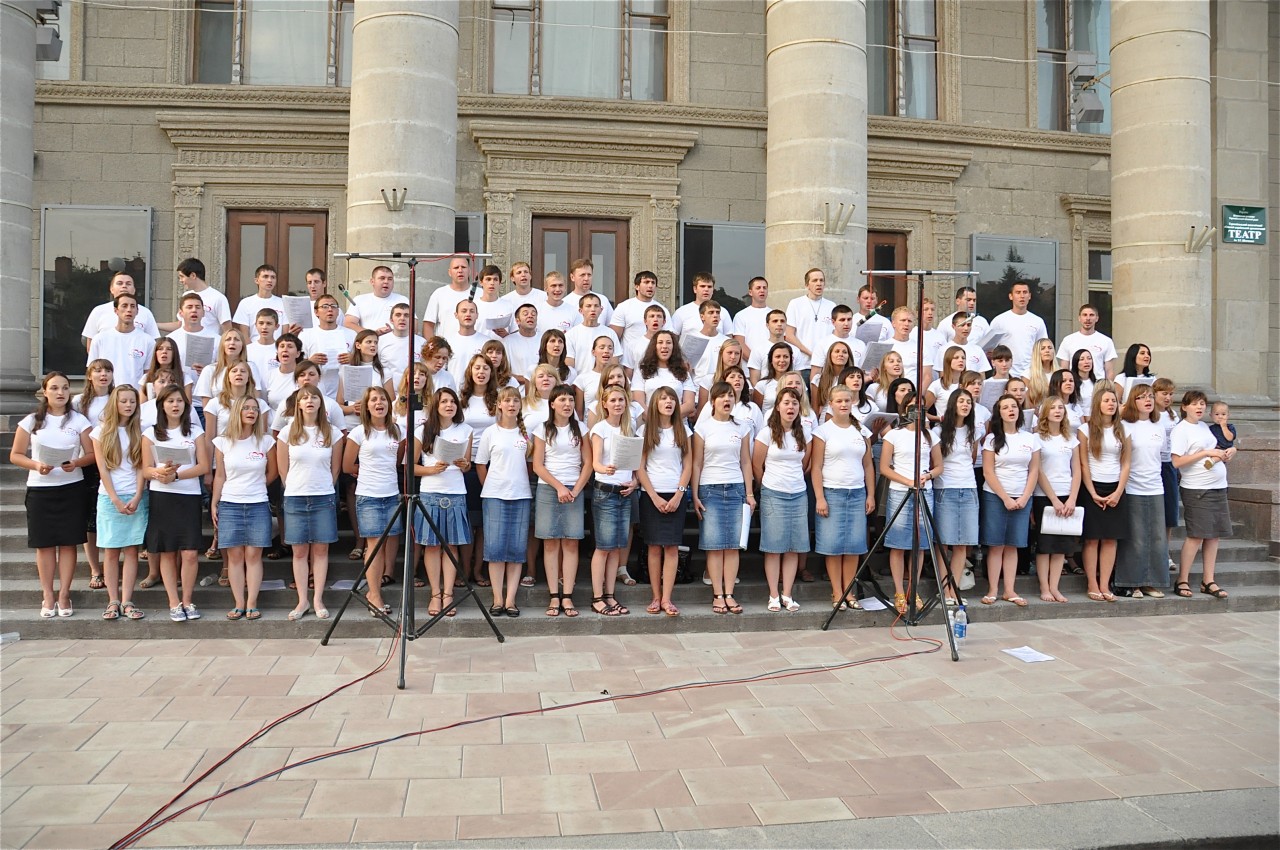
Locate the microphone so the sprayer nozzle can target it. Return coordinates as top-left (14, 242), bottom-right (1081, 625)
top-left (335, 283), bottom-right (357, 307)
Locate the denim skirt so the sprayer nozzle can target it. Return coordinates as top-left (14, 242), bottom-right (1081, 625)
top-left (534, 482), bottom-right (585, 540)
top-left (216, 500), bottom-right (271, 549)
top-left (591, 486), bottom-right (632, 551)
top-left (414, 492), bottom-right (472, 547)
top-left (884, 488), bottom-right (934, 550)
top-left (759, 487), bottom-right (809, 554)
top-left (483, 498), bottom-right (531, 563)
top-left (979, 489), bottom-right (1032, 548)
top-left (815, 487), bottom-right (868, 556)
top-left (1116, 493), bottom-right (1167, 588)
top-left (356, 494), bottom-right (402, 537)
top-left (96, 491), bottom-right (149, 549)
top-left (283, 493), bottom-right (338, 545)
top-left (698, 482), bottom-right (745, 551)
top-left (933, 487), bottom-right (978, 547)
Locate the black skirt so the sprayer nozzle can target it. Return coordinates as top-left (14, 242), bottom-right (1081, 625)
top-left (26, 481), bottom-right (88, 548)
top-left (83, 465), bottom-right (100, 534)
top-left (1032, 495), bottom-right (1081, 555)
top-left (1082, 480), bottom-right (1127, 541)
top-left (639, 491), bottom-right (689, 547)
top-left (145, 491), bottom-right (205, 553)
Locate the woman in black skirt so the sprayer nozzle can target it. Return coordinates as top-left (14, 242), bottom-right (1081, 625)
top-left (635, 386), bottom-right (692, 617)
top-left (142, 386), bottom-right (211, 623)
top-left (1078, 382), bottom-right (1130, 602)
top-left (10, 372), bottom-right (94, 617)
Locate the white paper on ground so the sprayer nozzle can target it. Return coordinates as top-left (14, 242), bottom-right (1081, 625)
top-left (1002, 645), bottom-right (1056, 663)
top-left (859, 596), bottom-right (888, 611)
top-left (259, 579), bottom-right (287, 591)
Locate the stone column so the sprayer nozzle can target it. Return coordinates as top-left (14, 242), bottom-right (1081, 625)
top-left (764, 0), bottom-right (867, 308)
top-left (345, 0), bottom-right (458, 302)
top-left (1110, 0), bottom-right (1213, 386)
top-left (0, 0), bottom-right (39, 411)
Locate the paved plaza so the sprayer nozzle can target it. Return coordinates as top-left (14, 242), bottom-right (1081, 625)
top-left (1, 612), bottom-right (1277, 849)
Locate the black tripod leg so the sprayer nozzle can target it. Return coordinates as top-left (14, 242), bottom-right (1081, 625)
top-left (321, 498), bottom-right (408, 646)
top-left (822, 488), bottom-right (910, 631)
top-left (903, 496), bottom-right (960, 661)
top-left (411, 497), bottom-right (506, 643)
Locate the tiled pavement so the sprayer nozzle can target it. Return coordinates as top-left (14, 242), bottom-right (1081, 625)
top-left (1, 613), bottom-right (1276, 849)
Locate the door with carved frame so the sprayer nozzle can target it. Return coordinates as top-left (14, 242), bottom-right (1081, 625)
top-left (866, 231), bottom-right (909, 314)
top-left (226, 210), bottom-right (328, 315)
top-left (531, 217), bottom-right (630, 304)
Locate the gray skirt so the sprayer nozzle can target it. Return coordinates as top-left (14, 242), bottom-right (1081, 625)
top-left (1115, 494), bottom-right (1167, 588)
top-left (1180, 487), bottom-right (1232, 540)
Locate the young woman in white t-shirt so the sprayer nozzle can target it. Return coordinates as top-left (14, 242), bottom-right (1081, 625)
top-left (1116, 385), bottom-right (1170, 598)
top-left (572, 335), bottom-right (616, 416)
top-left (265, 333), bottom-right (302, 411)
top-left (866, 350), bottom-right (904, 411)
top-left (12, 372), bottom-right (94, 617)
top-left (588, 386), bottom-right (639, 616)
top-left (1170, 390), bottom-right (1234, 600)
top-left (697, 337), bottom-right (746, 415)
top-left (532, 384), bottom-right (591, 617)
top-left (532, 329), bottom-right (576, 386)
top-left (692, 381), bottom-right (756, 615)
top-left (337, 329), bottom-right (391, 429)
top-left (631, 330), bottom-right (696, 418)
top-left (459, 354), bottom-right (498, 586)
top-left (75, 358), bottom-right (115, 588)
top-left (932, 389), bottom-right (979, 605)
top-left (413, 387), bottom-right (474, 617)
top-left (522, 364), bottom-right (558, 436)
top-left (925, 345), bottom-right (967, 421)
top-left (480, 338), bottom-right (520, 392)
top-left (1078, 382), bottom-right (1131, 602)
top-left (204, 361), bottom-right (262, 565)
top-left (141, 337), bottom-right (187, 402)
top-left (980, 395), bottom-right (1041, 607)
top-left (879, 398), bottom-right (943, 615)
top-left (212, 395), bottom-right (277, 620)
top-left (196, 328), bottom-right (259, 408)
top-left (635, 387), bottom-right (692, 617)
top-left (753, 388), bottom-right (812, 612)
top-left (1071, 349), bottom-right (1097, 411)
top-left (587, 363), bottom-right (644, 430)
top-left (812, 385), bottom-right (875, 610)
top-left (695, 365), bottom-right (766, 443)
top-left (277, 385), bottom-right (341, 621)
top-left (476, 387), bottom-right (533, 616)
top-left (751, 342), bottom-right (792, 414)
top-left (1033, 397), bottom-right (1081, 603)
top-left (142, 386), bottom-right (211, 622)
top-left (90, 386), bottom-right (147, 620)
top-left (341, 386), bottom-right (402, 615)
top-left (394, 361), bottom-right (433, 437)
top-left (810, 339), bottom-right (853, 416)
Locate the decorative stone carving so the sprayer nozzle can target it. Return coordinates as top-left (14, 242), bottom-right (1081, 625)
top-left (1060, 194), bottom-right (1112, 308)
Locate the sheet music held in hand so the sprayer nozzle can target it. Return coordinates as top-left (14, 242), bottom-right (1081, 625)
top-left (340, 364), bottom-right (374, 404)
top-left (282, 295), bottom-right (314, 329)
top-left (153, 444), bottom-right (194, 467)
top-left (484, 314), bottom-right (511, 331)
top-left (35, 444), bottom-right (76, 468)
top-left (855, 317), bottom-right (885, 343)
top-left (608, 435), bottom-right (643, 471)
top-left (185, 334), bottom-right (215, 368)
top-left (979, 379), bottom-right (1007, 409)
top-left (863, 341), bottom-right (894, 370)
top-left (679, 333), bottom-right (710, 366)
top-left (738, 503), bottom-right (753, 550)
top-left (432, 437), bottom-right (467, 464)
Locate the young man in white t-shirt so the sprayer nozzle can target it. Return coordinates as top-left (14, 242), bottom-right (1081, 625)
top-left (909, 297), bottom-right (947, 374)
top-left (565, 292), bottom-right (619, 369)
top-left (505, 303), bottom-right (542, 385)
top-left (81, 271), bottom-right (162, 350)
top-left (732, 275), bottom-right (772, 363)
top-left (563, 258), bottom-right (614, 327)
top-left (446, 298), bottom-right (497, 385)
top-left (784, 267), bottom-right (836, 371)
top-left (671, 272), bottom-right (729, 338)
top-left (422, 255), bottom-right (474, 340)
top-left (853, 284), bottom-right (893, 342)
top-left (1056, 303), bottom-right (1117, 380)
top-left (887, 306), bottom-right (934, 390)
top-left (246, 308), bottom-right (281, 382)
top-left (469, 264), bottom-right (514, 338)
top-left (378, 302), bottom-right (427, 391)
top-left (536, 271), bottom-right (581, 337)
top-left (303, 267), bottom-right (345, 330)
top-left (167, 291), bottom-right (222, 387)
top-left (623, 303), bottom-right (669, 374)
top-left (232, 264), bottom-right (286, 339)
top-left (297, 293), bottom-right (356, 400)
top-left (609, 270), bottom-right (669, 350)
top-left (940, 285), bottom-right (991, 348)
top-left (688, 300), bottom-right (730, 383)
top-left (934, 311), bottom-right (991, 374)
top-left (87, 293), bottom-right (155, 389)
top-left (987, 280), bottom-right (1049, 377)
top-left (344, 264), bottom-right (408, 335)
top-left (499, 261), bottom-right (546, 316)
top-left (809, 303), bottom-right (868, 379)
top-left (174, 257), bottom-right (231, 335)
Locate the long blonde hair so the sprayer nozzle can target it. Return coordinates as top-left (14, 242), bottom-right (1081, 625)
top-left (524, 364), bottom-right (560, 411)
top-left (598, 385), bottom-right (634, 437)
top-left (224, 394), bottom-right (266, 442)
top-left (1034, 396), bottom-right (1069, 439)
top-left (216, 361), bottom-right (257, 409)
top-left (286, 385), bottom-right (334, 447)
top-left (395, 362), bottom-right (433, 418)
top-left (1025, 337), bottom-right (1055, 407)
top-left (98, 385), bottom-right (142, 472)
top-left (213, 328), bottom-right (248, 374)
top-left (1086, 381), bottom-right (1126, 459)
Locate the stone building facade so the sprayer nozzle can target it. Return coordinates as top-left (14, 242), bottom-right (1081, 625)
top-left (2, 0), bottom-right (1277, 412)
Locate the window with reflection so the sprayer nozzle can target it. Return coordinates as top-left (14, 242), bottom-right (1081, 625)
top-left (868, 0), bottom-right (938, 120)
top-left (455, 214), bottom-right (486, 257)
top-left (1087, 248), bottom-right (1112, 337)
top-left (680, 223), bottom-right (764, 316)
top-left (492, 0), bottom-right (668, 100)
top-left (193, 0), bottom-right (353, 86)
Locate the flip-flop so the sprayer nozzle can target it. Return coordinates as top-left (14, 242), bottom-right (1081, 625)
top-left (1002, 595), bottom-right (1029, 607)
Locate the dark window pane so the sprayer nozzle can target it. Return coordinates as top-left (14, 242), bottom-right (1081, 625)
top-left (866, 0), bottom-right (892, 115)
top-left (680, 223), bottom-right (763, 315)
top-left (1087, 288), bottom-right (1112, 338)
top-left (1037, 53), bottom-right (1066, 130)
top-left (195, 1), bottom-right (233, 84)
top-left (1087, 249), bottom-right (1111, 282)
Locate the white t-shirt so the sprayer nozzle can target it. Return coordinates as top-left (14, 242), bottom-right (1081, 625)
top-left (563, 290), bottom-right (614, 327)
top-left (477, 425), bottom-right (532, 500)
top-left (732, 306), bottom-right (773, 357)
top-left (639, 424), bottom-right (687, 492)
top-left (21, 411), bottom-right (92, 488)
top-left (982, 430), bottom-right (1039, 497)
top-left (883, 427), bottom-right (937, 492)
top-left (934, 341), bottom-right (991, 375)
top-left (536, 422), bottom-right (586, 487)
top-left (472, 297), bottom-right (514, 336)
top-left (139, 398), bottom-right (199, 432)
top-left (88, 327), bottom-right (155, 390)
top-left (204, 394), bottom-right (270, 438)
top-left (940, 311), bottom-right (991, 348)
top-left (1170, 420), bottom-right (1227, 490)
top-left (182, 287), bottom-right (232, 336)
top-left (278, 425), bottom-right (336, 496)
top-left (445, 331), bottom-right (496, 386)
top-left (245, 340), bottom-right (279, 386)
top-left (589, 420), bottom-right (637, 486)
top-left (167, 327), bottom-right (223, 387)
top-left (298, 326), bottom-right (357, 399)
top-left (814, 419), bottom-right (871, 490)
top-left (81, 302), bottom-right (161, 341)
top-left (812, 334), bottom-right (867, 371)
top-left (630, 367), bottom-right (696, 405)
top-left (74, 393), bottom-right (111, 426)
top-left (693, 334), bottom-right (731, 384)
top-left (213, 433), bottom-right (273, 503)
top-left (144, 423), bottom-right (204, 496)
top-left (695, 401), bottom-right (765, 442)
top-left (193, 362), bottom-right (266, 403)
top-left (856, 313), bottom-right (893, 342)
top-left (501, 287), bottom-right (548, 315)
top-left (936, 425), bottom-right (978, 490)
top-left (987, 309), bottom-right (1049, 377)
top-left (622, 332), bottom-right (655, 371)
top-left (573, 370), bottom-right (607, 413)
top-left (611, 297), bottom-right (669, 350)
top-left (1057, 331), bottom-right (1116, 379)
top-left (502, 333), bottom-right (542, 380)
top-left (271, 395), bottom-right (346, 435)
top-left (232, 294), bottom-right (286, 332)
top-left (694, 416), bottom-right (751, 486)
top-left (418, 422), bottom-right (471, 494)
top-left (461, 395), bottom-right (496, 461)
top-left (670, 302), bottom-right (728, 339)
top-left (348, 291), bottom-right (410, 332)
top-left (535, 301), bottom-right (581, 337)
top-left (747, 341), bottom-right (796, 380)
top-left (422, 285), bottom-right (472, 339)
top-left (1078, 422), bottom-right (1124, 483)
top-left (890, 338), bottom-right (929, 387)
top-left (1035, 431), bottom-right (1079, 497)
top-left (347, 425), bottom-right (402, 499)
top-left (1157, 410), bottom-right (1178, 463)
top-left (785, 295), bottom-right (836, 370)
top-left (911, 327), bottom-right (948, 376)
top-left (378, 332), bottom-right (427, 389)
top-left (756, 427), bottom-right (808, 494)
top-left (1123, 419), bottom-right (1165, 496)
top-left (265, 368), bottom-right (298, 410)
top-left (927, 380), bottom-right (959, 418)
top-left (565, 324), bottom-right (619, 370)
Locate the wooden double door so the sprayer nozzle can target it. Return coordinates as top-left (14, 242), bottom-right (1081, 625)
top-left (531, 217), bottom-right (629, 303)
top-left (226, 210), bottom-right (328, 313)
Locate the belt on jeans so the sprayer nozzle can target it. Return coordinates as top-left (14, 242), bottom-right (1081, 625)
top-left (594, 482), bottom-right (628, 494)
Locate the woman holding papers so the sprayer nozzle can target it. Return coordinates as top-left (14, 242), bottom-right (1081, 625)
top-left (277, 385), bottom-right (341, 620)
top-left (631, 330), bottom-right (696, 418)
top-left (75, 359), bottom-right (115, 589)
top-left (90, 386), bottom-right (148, 620)
top-left (979, 395), bottom-right (1041, 607)
top-left (337, 329), bottom-right (389, 561)
top-left (932, 389), bottom-right (979, 605)
top-left (1079, 382), bottom-right (1131, 602)
top-left (588, 386), bottom-right (640, 616)
top-left (342, 386), bottom-right (401, 615)
top-left (212, 395), bottom-right (277, 620)
top-left (812, 385), bottom-right (875, 610)
top-left (142, 386), bottom-right (211, 622)
top-left (1114, 343), bottom-right (1154, 402)
top-left (11, 372), bottom-right (94, 618)
top-left (532, 384), bottom-right (591, 617)
top-left (414, 387), bottom-right (473, 617)
top-left (879, 395), bottom-right (943, 615)
top-left (459, 354), bottom-right (498, 586)
top-left (752, 385), bottom-right (811, 611)
top-left (692, 381), bottom-right (756, 615)
top-left (1033, 396), bottom-right (1082, 602)
top-left (636, 386), bottom-right (692, 617)
top-left (1115, 385), bottom-right (1169, 598)
top-left (476, 387), bottom-right (533, 616)
top-left (1170, 390), bottom-right (1234, 601)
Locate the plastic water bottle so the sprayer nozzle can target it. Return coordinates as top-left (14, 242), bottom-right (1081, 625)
top-left (952, 605), bottom-right (968, 654)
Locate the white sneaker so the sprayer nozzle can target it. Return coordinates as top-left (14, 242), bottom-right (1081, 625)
top-left (169, 605), bottom-right (187, 622)
top-left (183, 603), bottom-right (201, 620)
